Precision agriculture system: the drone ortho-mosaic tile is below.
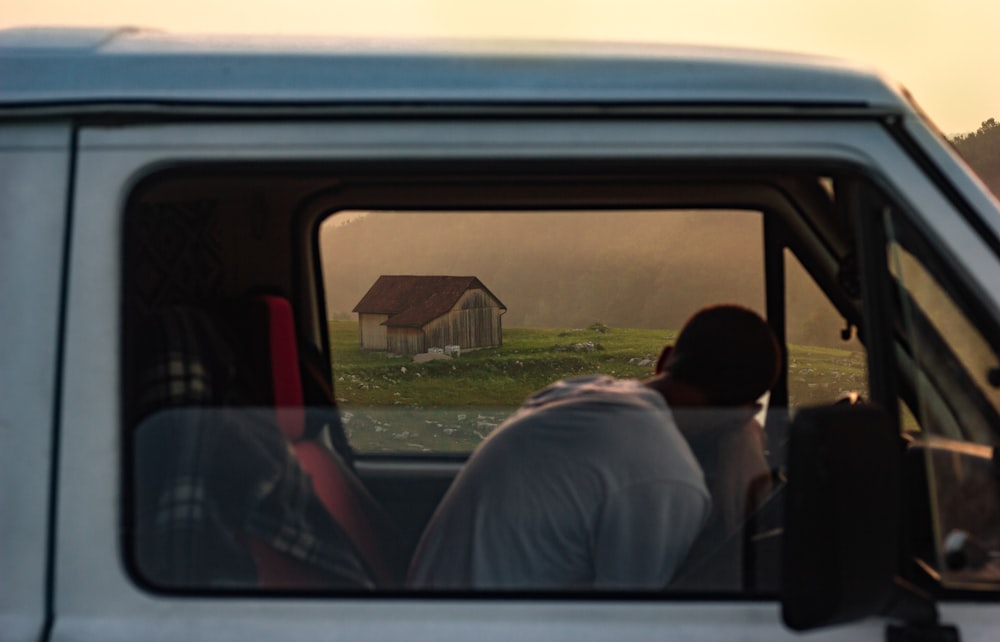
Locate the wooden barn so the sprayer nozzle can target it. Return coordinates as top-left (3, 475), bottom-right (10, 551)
top-left (352, 275), bottom-right (507, 355)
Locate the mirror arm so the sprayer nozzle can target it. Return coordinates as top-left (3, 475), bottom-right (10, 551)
top-left (883, 577), bottom-right (937, 624)
top-left (883, 578), bottom-right (960, 642)
top-left (840, 318), bottom-right (855, 341)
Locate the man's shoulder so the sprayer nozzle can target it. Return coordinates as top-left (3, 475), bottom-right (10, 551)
top-left (522, 375), bottom-right (659, 410)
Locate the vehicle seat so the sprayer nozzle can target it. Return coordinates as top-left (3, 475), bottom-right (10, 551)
top-left (298, 339), bottom-right (356, 467)
top-left (131, 304), bottom-right (375, 589)
top-left (669, 417), bottom-right (775, 591)
top-left (225, 294), bottom-right (407, 586)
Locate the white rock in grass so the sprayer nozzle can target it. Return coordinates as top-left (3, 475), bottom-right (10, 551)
top-left (413, 352), bottom-right (451, 363)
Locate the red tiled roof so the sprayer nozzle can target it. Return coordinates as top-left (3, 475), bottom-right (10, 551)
top-left (352, 275), bottom-right (506, 328)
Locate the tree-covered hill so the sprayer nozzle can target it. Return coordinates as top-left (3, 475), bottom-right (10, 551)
top-left (952, 118), bottom-right (1000, 197)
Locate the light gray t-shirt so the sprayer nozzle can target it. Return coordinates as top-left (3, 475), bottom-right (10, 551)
top-left (407, 375), bottom-right (711, 590)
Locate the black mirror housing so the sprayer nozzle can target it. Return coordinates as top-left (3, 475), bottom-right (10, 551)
top-left (781, 404), bottom-right (901, 631)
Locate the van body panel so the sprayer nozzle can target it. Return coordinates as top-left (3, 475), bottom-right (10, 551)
top-left (0, 123), bottom-right (74, 642)
top-left (0, 29), bottom-right (906, 111)
top-left (50, 602), bottom-right (883, 642)
top-left (0, 122), bottom-right (73, 642)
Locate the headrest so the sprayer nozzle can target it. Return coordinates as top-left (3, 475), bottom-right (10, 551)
top-left (259, 295), bottom-right (306, 441)
top-left (222, 294), bottom-right (306, 441)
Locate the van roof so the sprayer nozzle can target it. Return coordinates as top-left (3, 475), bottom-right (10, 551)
top-left (0, 27), bottom-right (911, 116)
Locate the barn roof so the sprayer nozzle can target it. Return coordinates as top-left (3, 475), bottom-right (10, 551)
top-left (353, 275), bottom-right (506, 328)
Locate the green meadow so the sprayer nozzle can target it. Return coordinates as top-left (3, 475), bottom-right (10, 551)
top-left (328, 319), bottom-right (867, 453)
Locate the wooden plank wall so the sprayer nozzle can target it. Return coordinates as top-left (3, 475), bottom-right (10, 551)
top-left (358, 313), bottom-right (389, 350)
top-left (386, 327), bottom-right (424, 355)
top-left (422, 289), bottom-right (503, 352)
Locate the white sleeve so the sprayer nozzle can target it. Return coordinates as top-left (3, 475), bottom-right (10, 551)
top-left (592, 480), bottom-right (711, 589)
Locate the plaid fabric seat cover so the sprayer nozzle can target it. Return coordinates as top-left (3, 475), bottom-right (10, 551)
top-left (132, 305), bottom-right (376, 589)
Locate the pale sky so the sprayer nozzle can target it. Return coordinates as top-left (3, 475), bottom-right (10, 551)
top-left (5, 0), bottom-right (998, 135)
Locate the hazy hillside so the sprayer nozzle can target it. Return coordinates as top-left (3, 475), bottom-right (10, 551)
top-left (321, 209), bottom-right (856, 349)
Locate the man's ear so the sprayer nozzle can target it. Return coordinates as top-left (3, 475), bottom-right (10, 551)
top-left (655, 345), bottom-right (673, 374)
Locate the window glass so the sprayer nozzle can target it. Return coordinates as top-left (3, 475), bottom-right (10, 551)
top-left (126, 168), bottom-right (868, 596)
top-left (784, 248), bottom-right (868, 412)
top-left (885, 211), bottom-right (1000, 590)
top-left (888, 241), bottom-right (1000, 442)
top-left (320, 209), bottom-right (765, 455)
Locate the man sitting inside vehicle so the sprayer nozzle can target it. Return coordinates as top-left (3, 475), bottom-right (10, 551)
top-left (407, 304), bottom-right (781, 590)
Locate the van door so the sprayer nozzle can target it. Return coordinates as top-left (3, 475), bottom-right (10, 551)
top-left (52, 115), bottom-right (1000, 641)
top-left (0, 122), bottom-right (73, 642)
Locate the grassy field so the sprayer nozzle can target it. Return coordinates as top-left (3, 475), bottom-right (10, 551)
top-left (328, 320), bottom-right (867, 453)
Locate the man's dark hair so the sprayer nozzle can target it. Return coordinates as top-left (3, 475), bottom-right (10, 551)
top-left (665, 305), bottom-right (781, 406)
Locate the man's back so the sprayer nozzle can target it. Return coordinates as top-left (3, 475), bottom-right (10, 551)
top-left (407, 376), bottom-right (710, 590)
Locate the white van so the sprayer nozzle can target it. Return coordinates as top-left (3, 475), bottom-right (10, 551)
top-left (3, 26), bottom-right (1000, 641)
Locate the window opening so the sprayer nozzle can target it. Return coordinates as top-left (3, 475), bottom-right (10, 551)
top-left (123, 167), bottom-right (880, 596)
top-left (783, 248), bottom-right (868, 413)
top-left (320, 209), bottom-right (766, 455)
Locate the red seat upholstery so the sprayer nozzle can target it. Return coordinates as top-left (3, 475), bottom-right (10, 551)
top-left (233, 294), bottom-right (404, 586)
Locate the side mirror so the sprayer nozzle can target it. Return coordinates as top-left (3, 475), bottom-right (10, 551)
top-left (781, 404), bottom-right (900, 631)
